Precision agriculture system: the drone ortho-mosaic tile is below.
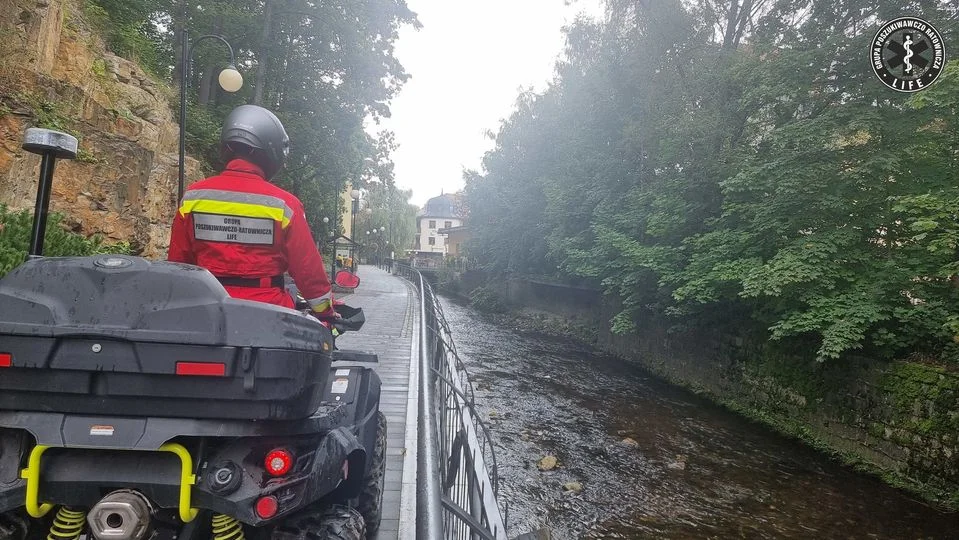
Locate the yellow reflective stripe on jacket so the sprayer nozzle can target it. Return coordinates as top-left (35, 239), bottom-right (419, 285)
top-left (179, 189), bottom-right (294, 228)
top-left (179, 200), bottom-right (290, 228)
top-left (307, 292), bottom-right (333, 313)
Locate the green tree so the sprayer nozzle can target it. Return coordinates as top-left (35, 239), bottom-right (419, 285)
top-left (466, 0), bottom-right (959, 361)
top-left (84, 0), bottom-right (420, 238)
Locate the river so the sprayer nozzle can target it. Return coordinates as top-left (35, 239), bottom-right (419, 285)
top-left (438, 297), bottom-right (957, 539)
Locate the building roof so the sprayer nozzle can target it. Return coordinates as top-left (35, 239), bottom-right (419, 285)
top-left (418, 193), bottom-right (466, 218)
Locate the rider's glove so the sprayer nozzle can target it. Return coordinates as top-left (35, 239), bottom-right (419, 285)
top-left (315, 306), bottom-right (340, 319)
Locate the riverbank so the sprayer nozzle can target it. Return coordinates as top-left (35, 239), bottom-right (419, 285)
top-left (439, 275), bottom-right (959, 512)
top-left (439, 294), bottom-right (958, 538)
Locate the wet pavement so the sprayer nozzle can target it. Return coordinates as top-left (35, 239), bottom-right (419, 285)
top-left (438, 296), bottom-right (957, 539)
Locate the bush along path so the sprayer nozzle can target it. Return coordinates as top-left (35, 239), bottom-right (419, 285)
top-left (0, 206), bottom-right (130, 277)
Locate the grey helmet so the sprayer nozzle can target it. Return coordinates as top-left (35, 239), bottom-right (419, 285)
top-left (219, 104), bottom-right (290, 179)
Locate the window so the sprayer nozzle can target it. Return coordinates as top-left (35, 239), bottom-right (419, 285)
top-left (444, 221), bottom-right (452, 229)
top-left (429, 220), bottom-right (436, 228)
top-left (428, 237), bottom-right (436, 245)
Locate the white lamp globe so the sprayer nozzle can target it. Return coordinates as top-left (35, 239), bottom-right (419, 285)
top-left (218, 66), bottom-right (243, 92)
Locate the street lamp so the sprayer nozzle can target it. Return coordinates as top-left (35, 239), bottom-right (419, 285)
top-left (178, 34), bottom-right (243, 201)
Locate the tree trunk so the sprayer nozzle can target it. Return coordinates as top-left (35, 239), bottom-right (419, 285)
top-left (731, 0), bottom-right (753, 48)
top-left (273, 22), bottom-right (295, 109)
top-left (198, 65), bottom-right (215, 105)
top-left (721, 0), bottom-right (740, 51)
top-left (253, 0), bottom-right (274, 106)
top-left (197, 15), bottom-right (223, 106)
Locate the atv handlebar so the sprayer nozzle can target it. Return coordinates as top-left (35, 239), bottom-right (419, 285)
top-left (294, 294), bottom-right (366, 335)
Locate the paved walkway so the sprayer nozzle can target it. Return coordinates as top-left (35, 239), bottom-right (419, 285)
top-left (333, 266), bottom-right (416, 539)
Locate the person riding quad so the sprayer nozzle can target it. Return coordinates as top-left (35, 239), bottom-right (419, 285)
top-left (167, 104), bottom-right (336, 317)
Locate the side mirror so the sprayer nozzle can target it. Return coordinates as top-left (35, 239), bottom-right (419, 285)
top-left (334, 270), bottom-right (360, 289)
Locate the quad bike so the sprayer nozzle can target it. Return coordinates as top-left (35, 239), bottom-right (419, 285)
top-left (0, 129), bottom-right (386, 540)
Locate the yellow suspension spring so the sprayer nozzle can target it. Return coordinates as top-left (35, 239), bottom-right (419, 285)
top-left (46, 506), bottom-right (85, 540)
top-left (211, 513), bottom-right (245, 540)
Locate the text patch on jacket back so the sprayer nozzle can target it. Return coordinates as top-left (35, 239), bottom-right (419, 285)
top-left (193, 212), bottom-right (275, 245)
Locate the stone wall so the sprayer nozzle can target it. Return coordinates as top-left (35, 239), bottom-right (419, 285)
top-left (0, 0), bottom-right (198, 257)
top-left (495, 276), bottom-right (959, 508)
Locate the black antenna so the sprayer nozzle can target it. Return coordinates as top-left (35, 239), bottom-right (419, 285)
top-left (21, 128), bottom-right (78, 257)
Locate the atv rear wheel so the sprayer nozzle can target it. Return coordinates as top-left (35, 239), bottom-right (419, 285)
top-left (270, 505), bottom-right (365, 540)
top-left (358, 411), bottom-right (387, 538)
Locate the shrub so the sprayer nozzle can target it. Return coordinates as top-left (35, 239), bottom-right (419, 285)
top-left (0, 206), bottom-right (131, 277)
top-left (469, 285), bottom-right (507, 314)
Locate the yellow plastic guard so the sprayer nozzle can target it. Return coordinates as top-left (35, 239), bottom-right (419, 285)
top-left (20, 443), bottom-right (199, 523)
top-left (159, 443), bottom-right (199, 523)
top-left (20, 445), bottom-right (52, 518)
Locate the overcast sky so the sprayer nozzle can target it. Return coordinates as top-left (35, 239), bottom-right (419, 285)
top-left (369, 0), bottom-right (604, 207)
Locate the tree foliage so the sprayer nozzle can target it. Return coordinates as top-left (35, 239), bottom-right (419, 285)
top-left (466, 0), bottom-right (959, 361)
top-left (85, 0), bottom-right (419, 238)
top-left (350, 180), bottom-right (418, 258)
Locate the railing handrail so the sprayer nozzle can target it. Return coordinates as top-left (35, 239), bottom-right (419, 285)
top-left (417, 267), bottom-right (445, 538)
top-left (394, 263), bottom-right (508, 540)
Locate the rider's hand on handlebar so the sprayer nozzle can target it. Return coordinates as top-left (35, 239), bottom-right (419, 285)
top-left (314, 307), bottom-right (340, 319)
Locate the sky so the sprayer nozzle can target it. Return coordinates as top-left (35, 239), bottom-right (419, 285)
top-left (369, 0), bottom-right (605, 207)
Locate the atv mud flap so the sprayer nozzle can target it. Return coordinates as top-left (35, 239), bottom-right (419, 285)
top-left (199, 427), bottom-right (367, 525)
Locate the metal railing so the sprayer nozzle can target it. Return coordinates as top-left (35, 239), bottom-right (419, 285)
top-left (394, 263), bottom-right (507, 540)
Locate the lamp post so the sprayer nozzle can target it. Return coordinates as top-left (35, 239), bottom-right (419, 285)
top-left (378, 226), bottom-right (386, 268)
top-left (349, 189), bottom-right (362, 263)
top-left (350, 190), bottom-right (362, 235)
top-left (323, 216), bottom-right (336, 281)
top-left (178, 33), bottom-right (243, 201)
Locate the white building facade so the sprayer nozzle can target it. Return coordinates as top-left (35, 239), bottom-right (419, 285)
top-left (413, 194), bottom-right (464, 255)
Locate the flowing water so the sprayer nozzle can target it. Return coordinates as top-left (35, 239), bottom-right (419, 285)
top-left (438, 297), bottom-right (957, 539)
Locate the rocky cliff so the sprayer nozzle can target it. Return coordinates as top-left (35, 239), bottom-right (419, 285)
top-left (0, 0), bottom-right (198, 257)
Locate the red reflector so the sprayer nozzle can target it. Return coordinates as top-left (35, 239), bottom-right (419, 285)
top-left (0, 353), bottom-right (10, 367)
top-left (175, 362), bottom-right (225, 376)
top-left (265, 449), bottom-right (293, 477)
top-left (255, 495), bottom-right (279, 519)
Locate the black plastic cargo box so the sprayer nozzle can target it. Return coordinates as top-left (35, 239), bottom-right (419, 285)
top-left (0, 256), bottom-right (333, 420)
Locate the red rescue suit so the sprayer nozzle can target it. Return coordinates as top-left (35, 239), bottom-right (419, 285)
top-left (167, 159), bottom-right (333, 313)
